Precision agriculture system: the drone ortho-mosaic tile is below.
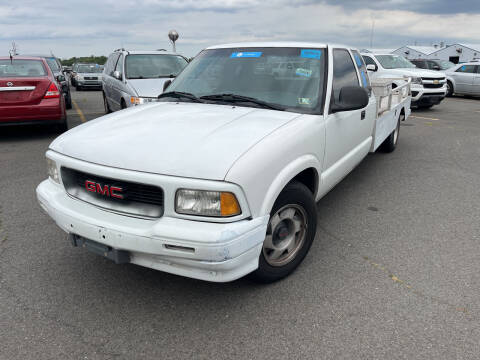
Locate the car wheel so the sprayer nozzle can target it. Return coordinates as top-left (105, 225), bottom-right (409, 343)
top-left (378, 112), bottom-right (402, 153)
top-left (446, 81), bottom-right (454, 97)
top-left (103, 92), bottom-right (112, 114)
top-left (54, 116), bottom-right (68, 133)
top-left (121, 99), bottom-right (127, 109)
top-left (249, 181), bottom-right (317, 283)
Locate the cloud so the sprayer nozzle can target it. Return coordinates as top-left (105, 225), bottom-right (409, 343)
top-left (0, 1), bottom-right (479, 58)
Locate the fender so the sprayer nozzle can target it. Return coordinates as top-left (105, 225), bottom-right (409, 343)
top-left (259, 154), bottom-right (321, 217)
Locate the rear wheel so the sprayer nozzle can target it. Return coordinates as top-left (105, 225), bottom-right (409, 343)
top-left (65, 92), bottom-right (72, 109)
top-left (378, 112), bottom-right (402, 153)
top-left (250, 181), bottom-right (317, 283)
top-left (54, 115), bottom-right (68, 133)
top-left (121, 99), bottom-right (127, 109)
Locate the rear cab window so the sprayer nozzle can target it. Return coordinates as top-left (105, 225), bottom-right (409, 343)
top-left (0, 60), bottom-right (47, 77)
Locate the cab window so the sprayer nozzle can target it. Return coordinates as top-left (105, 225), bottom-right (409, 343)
top-left (332, 49), bottom-right (360, 103)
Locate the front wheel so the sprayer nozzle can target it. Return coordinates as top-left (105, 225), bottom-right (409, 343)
top-left (250, 181), bottom-right (317, 283)
top-left (446, 81), bottom-right (454, 97)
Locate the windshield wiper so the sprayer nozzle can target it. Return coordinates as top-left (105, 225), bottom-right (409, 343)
top-left (199, 93), bottom-right (284, 111)
top-left (157, 91), bottom-right (204, 103)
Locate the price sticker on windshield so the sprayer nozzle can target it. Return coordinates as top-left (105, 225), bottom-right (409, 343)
top-left (300, 49), bottom-right (321, 59)
top-left (296, 68), bottom-right (312, 77)
top-left (230, 52), bottom-right (263, 58)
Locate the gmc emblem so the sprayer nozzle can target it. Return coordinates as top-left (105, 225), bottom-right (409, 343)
top-left (85, 180), bottom-right (123, 199)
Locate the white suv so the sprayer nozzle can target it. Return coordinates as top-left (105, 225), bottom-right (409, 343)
top-left (362, 53), bottom-right (447, 109)
top-left (102, 49), bottom-right (188, 112)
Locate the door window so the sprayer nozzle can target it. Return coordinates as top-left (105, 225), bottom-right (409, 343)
top-left (332, 49), bottom-right (360, 103)
top-left (106, 53), bottom-right (120, 75)
top-left (456, 65), bottom-right (476, 73)
top-left (115, 54), bottom-right (124, 75)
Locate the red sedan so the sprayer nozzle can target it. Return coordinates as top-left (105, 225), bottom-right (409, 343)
top-left (0, 56), bottom-right (67, 131)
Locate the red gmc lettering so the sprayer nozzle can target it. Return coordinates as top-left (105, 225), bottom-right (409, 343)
top-left (85, 180), bottom-right (96, 192)
top-left (96, 183), bottom-right (110, 196)
top-left (110, 186), bottom-right (124, 199)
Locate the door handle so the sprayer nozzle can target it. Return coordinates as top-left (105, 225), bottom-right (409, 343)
top-left (361, 110), bottom-right (366, 120)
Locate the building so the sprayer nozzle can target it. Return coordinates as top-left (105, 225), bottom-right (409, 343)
top-left (392, 46), bottom-right (438, 60)
top-left (427, 44), bottom-right (480, 64)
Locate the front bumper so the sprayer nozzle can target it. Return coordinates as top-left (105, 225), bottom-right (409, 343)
top-left (36, 179), bottom-right (268, 282)
top-left (411, 84), bottom-right (447, 106)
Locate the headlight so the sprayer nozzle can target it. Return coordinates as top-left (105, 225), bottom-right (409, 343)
top-left (130, 97), bottom-right (157, 105)
top-left (411, 77), bottom-right (423, 85)
top-left (175, 189), bottom-right (241, 217)
top-left (46, 158), bottom-right (60, 184)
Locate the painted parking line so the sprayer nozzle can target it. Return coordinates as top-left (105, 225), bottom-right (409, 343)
top-left (72, 100), bottom-right (87, 123)
top-left (410, 115), bottom-right (440, 121)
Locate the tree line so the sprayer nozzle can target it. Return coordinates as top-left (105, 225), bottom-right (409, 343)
top-left (60, 56), bottom-right (107, 66)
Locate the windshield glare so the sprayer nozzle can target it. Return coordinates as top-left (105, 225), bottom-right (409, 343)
top-left (77, 65), bottom-right (102, 73)
top-left (165, 47), bottom-right (326, 113)
top-left (377, 55), bottom-right (416, 69)
top-left (125, 54), bottom-right (188, 79)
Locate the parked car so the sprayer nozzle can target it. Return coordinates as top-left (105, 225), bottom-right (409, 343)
top-left (73, 64), bottom-right (103, 90)
top-left (444, 62), bottom-right (480, 96)
top-left (410, 59), bottom-right (455, 71)
top-left (0, 56), bottom-right (67, 130)
top-left (37, 43), bottom-right (411, 283)
top-left (362, 53), bottom-right (447, 109)
top-left (26, 55), bottom-right (72, 109)
top-left (102, 50), bottom-right (188, 112)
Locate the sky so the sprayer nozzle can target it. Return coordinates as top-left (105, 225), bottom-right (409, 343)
top-left (1, 0), bottom-right (480, 59)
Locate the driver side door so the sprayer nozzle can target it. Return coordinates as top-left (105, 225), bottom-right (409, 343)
top-left (322, 48), bottom-right (375, 191)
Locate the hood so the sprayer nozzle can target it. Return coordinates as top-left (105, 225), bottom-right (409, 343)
top-left (127, 78), bottom-right (171, 98)
top-left (50, 102), bottom-right (300, 180)
top-left (377, 67), bottom-right (446, 78)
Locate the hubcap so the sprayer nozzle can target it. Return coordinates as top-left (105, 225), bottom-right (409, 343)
top-left (263, 204), bottom-right (307, 267)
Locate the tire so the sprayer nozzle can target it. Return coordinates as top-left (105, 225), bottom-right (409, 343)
top-left (121, 99), bottom-right (127, 109)
top-left (417, 104), bottom-right (433, 109)
top-left (53, 116), bottom-right (68, 133)
top-left (103, 92), bottom-right (112, 114)
top-left (378, 112), bottom-right (402, 153)
top-left (249, 181), bottom-right (317, 283)
top-left (446, 81), bottom-right (454, 97)
top-left (76, 85), bottom-right (81, 91)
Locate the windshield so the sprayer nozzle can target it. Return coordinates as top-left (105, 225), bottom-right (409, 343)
top-left (0, 60), bottom-right (47, 77)
top-left (125, 54), bottom-right (188, 79)
top-left (77, 65), bottom-right (102, 73)
top-left (165, 47), bottom-right (326, 113)
top-left (376, 55), bottom-right (416, 69)
top-left (437, 60), bottom-right (455, 70)
top-left (45, 57), bottom-right (60, 72)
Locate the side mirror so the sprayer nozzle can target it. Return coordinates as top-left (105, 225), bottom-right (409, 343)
top-left (163, 79), bottom-right (172, 92)
top-left (331, 86), bottom-right (369, 113)
top-left (366, 64), bottom-right (377, 72)
top-left (113, 71), bottom-right (122, 80)
top-left (56, 74), bottom-right (66, 82)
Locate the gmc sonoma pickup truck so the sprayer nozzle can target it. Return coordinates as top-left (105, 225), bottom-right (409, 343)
top-left (37, 42), bottom-right (411, 283)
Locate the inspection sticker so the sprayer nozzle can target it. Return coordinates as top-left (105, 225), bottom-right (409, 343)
top-left (300, 49), bottom-right (321, 59)
top-left (298, 97), bottom-right (311, 105)
top-left (296, 68), bottom-right (312, 77)
top-left (230, 52), bottom-right (262, 58)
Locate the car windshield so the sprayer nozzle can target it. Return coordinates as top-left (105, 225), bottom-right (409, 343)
top-left (0, 60), bottom-right (47, 77)
top-left (45, 57), bottom-right (60, 72)
top-left (125, 54), bottom-right (188, 79)
top-left (77, 65), bottom-right (102, 73)
top-left (164, 47), bottom-right (326, 114)
top-left (376, 55), bottom-right (416, 69)
top-left (438, 60), bottom-right (455, 70)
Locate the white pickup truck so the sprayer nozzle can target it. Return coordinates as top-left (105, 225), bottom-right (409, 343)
top-left (37, 42), bottom-right (411, 283)
top-left (361, 52), bottom-right (447, 109)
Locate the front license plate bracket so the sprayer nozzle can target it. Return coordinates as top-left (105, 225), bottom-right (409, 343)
top-left (69, 234), bottom-right (130, 264)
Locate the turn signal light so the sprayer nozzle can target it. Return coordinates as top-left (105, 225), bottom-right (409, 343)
top-left (44, 82), bottom-right (61, 99)
top-left (220, 192), bottom-right (241, 217)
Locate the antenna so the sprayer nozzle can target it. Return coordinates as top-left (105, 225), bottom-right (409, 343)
top-left (369, 19), bottom-right (375, 49)
top-left (168, 30), bottom-right (179, 53)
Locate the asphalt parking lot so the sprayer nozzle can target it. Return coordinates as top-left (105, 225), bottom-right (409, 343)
top-left (1, 87), bottom-right (480, 359)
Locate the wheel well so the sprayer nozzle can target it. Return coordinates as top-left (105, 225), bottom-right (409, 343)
top-left (288, 168), bottom-right (318, 196)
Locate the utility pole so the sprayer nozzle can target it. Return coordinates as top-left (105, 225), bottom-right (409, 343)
top-left (369, 19), bottom-right (375, 49)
